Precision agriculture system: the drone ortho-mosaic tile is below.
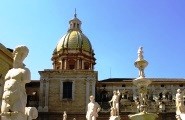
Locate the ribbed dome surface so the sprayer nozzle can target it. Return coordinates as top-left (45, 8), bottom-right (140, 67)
top-left (55, 30), bottom-right (92, 53)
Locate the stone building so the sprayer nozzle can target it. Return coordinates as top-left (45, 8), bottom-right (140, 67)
top-left (38, 12), bottom-right (97, 115)
top-left (1, 13), bottom-right (185, 120)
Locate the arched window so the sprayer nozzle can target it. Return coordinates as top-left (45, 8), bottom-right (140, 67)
top-left (68, 59), bottom-right (76, 70)
top-left (84, 62), bottom-right (90, 70)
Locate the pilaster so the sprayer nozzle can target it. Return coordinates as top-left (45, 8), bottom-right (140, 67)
top-left (43, 79), bottom-right (49, 112)
top-left (86, 79), bottom-right (90, 110)
top-left (38, 79), bottom-right (44, 112)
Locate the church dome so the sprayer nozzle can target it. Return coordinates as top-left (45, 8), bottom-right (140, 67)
top-left (55, 30), bottom-right (92, 53)
top-left (52, 12), bottom-right (96, 70)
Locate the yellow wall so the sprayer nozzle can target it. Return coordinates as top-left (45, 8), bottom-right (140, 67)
top-left (0, 43), bottom-right (13, 110)
top-left (0, 43), bottom-right (13, 80)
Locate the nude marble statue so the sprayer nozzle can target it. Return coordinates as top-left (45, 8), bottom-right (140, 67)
top-left (86, 95), bottom-right (101, 120)
top-left (109, 90), bottom-right (120, 116)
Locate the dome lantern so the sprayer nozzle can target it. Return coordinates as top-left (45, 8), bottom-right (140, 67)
top-left (68, 9), bottom-right (82, 32)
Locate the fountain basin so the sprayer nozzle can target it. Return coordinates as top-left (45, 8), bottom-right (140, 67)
top-left (133, 77), bottom-right (151, 87)
top-left (128, 112), bottom-right (158, 120)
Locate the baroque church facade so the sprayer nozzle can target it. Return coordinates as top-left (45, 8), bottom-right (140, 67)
top-left (1, 13), bottom-right (185, 120)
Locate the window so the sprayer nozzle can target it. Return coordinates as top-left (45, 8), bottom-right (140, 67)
top-left (63, 82), bottom-right (72, 99)
top-left (84, 62), bottom-right (90, 69)
top-left (68, 59), bottom-right (76, 70)
top-left (69, 64), bottom-right (75, 69)
top-left (161, 84), bottom-right (164, 87)
top-left (179, 84), bottom-right (183, 87)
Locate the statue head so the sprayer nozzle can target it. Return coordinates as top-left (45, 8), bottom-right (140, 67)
top-left (89, 95), bottom-right (95, 102)
top-left (113, 90), bottom-right (117, 95)
top-left (177, 89), bottom-right (181, 93)
top-left (13, 45), bottom-right (29, 67)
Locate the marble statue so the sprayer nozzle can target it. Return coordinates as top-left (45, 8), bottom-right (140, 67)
top-left (159, 101), bottom-right (165, 112)
top-left (134, 97), bottom-right (140, 112)
top-left (137, 47), bottom-right (145, 78)
top-left (63, 111), bottom-right (67, 120)
top-left (109, 90), bottom-right (120, 116)
top-left (1, 45), bottom-right (38, 120)
top-left (137, 47), bottom-right (144, 60)
top-left (176, 89), bottom-right (185, 120)
top-left (86, 95), bottom-right (101, 120)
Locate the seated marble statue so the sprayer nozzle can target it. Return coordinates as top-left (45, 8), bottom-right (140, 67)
top-left (176, 89), bottom-right (185, 115)
top-left (1, 45), bottom-right (31, 120)
top-left (86, 95), bottom-right (101, 120)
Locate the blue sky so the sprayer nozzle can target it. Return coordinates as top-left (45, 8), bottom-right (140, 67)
top-left (1, 0), bottom-right (185, 80)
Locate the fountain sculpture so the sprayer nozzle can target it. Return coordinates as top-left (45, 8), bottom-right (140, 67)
top-left (128, 47), bottom-right (158, 120)
top-left (86, 95), bottom-right (101, 120)
top-left (109, 90), bottom-right (121, 120)
top-left (176, 89), bottom-right (185, 120)
top-left (1, 45), bottom-right (38, 120)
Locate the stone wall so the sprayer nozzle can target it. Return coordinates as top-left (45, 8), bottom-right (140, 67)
top-left (37, 112), bottom-right (176, 120)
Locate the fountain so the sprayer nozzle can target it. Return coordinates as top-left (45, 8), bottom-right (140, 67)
top-left (128, 47), bottom-right (158, 120)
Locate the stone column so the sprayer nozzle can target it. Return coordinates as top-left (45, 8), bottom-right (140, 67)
top-left (77, 59), bottom-right (80, 69)
top-left (90, 63), bottom-right (93, 70)
top-left (82, 60), bottom-right (84, 69)
top-left (171, 85), bottom-right (175, 99)
top-left (60, 81), bottom-right (64, 100)
top-left (86, 79), bottom-right (90, 110)
top-left (132, 87), bottom-right (136, 99)
top-left (53, 62), bottom-right (55, 69)
top-left (64, 59), bottom-right (67, 70)
top-left (38, 79), bottom-right (44, 112)
top-left (43, 79), bottom-right (49, 112)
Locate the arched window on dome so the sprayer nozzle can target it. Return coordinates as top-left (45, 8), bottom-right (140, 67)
top-left (84, 62), bottom-right (90, 70)
top-left (70, 23), bottom-right (72, 29)
top-left (68, 59), bottom-right (76, 70)
top-left (77, 24), bottom-right (79, 29)
top-left (54, 61), bottom-right (60, 70)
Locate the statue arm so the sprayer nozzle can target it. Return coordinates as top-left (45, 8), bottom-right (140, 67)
top-left (109, 98), bottom-right (113, 103)
top-left (96, 103), bottom-right (101, 113)
top-left (22, 68), bottom-right (31, 83)
top-left (117, 90), bottom-right (121, 96)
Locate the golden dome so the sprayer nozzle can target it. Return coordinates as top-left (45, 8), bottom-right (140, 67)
top-left (55, 30), bottom-right (93, 53)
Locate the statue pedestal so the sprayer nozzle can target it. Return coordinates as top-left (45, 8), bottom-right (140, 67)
top-left (176, 114), bottom-right (185, 120)
top-left (1, 107), bottom-right (38, 120)
top-left (128, 112), bottom-right (158, 120)
top-left (109, 116), bottom-right (121, 120)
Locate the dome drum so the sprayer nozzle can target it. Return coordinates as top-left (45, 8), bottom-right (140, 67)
top-left (52, 56), bottom-right (95, 70)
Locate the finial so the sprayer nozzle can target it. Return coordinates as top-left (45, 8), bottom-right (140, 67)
top-left (74, 8), bottom-right (77, 18)
top-left (137, 46), bottom-right (144, 60)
